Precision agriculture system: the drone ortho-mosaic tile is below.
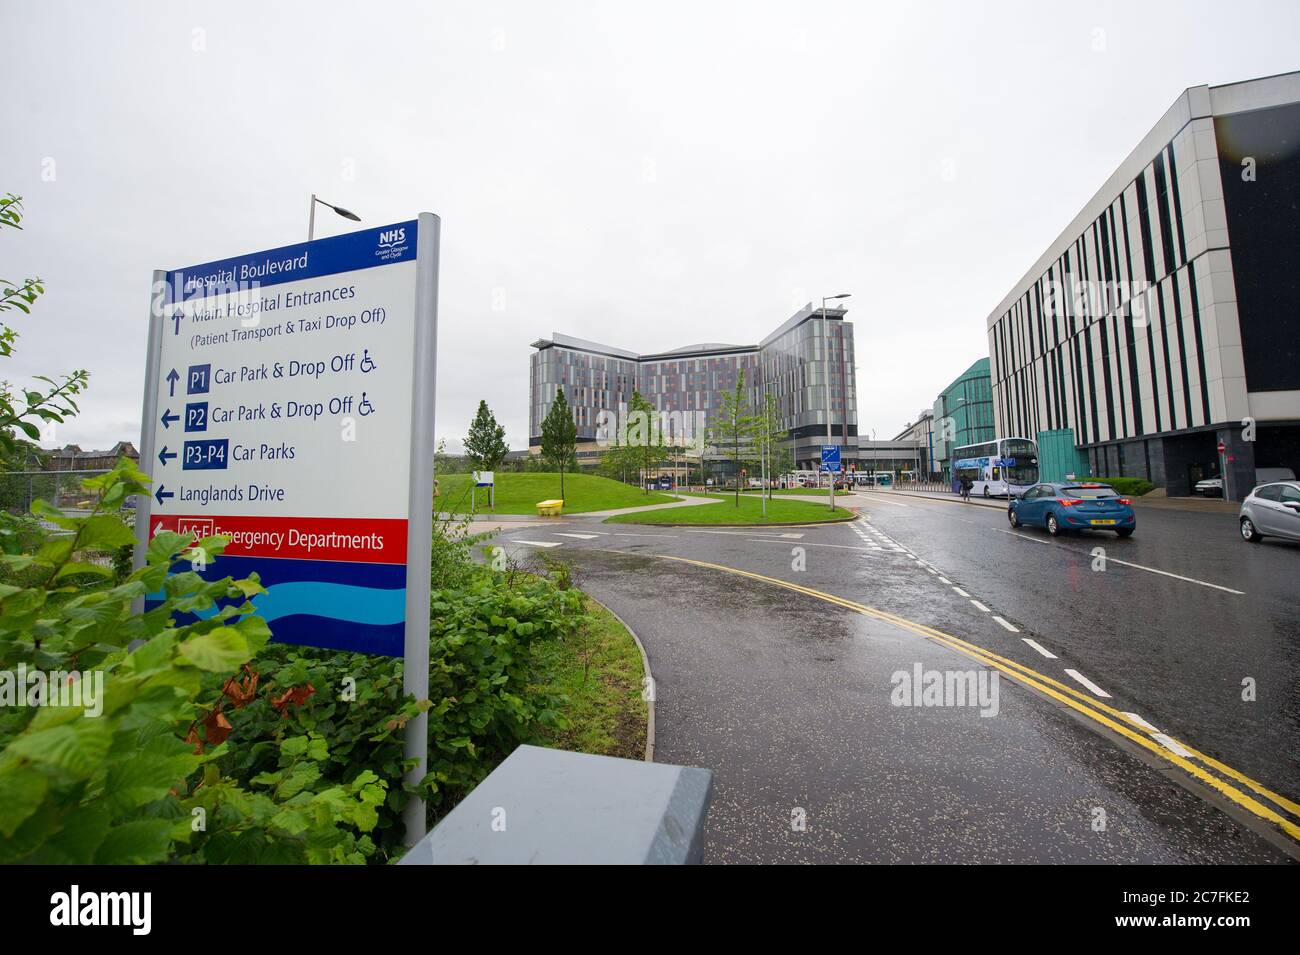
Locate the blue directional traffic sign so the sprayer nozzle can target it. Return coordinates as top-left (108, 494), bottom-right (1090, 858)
top-left (820, 444), bottom-right (841, 472)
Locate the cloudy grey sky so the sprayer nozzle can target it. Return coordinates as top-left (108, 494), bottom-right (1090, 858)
top-left (3, 0), bottom-right (1298, 453)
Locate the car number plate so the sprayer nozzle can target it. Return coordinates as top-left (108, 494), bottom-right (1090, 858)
top-left (1090, 519), bottom-right (1117, 525)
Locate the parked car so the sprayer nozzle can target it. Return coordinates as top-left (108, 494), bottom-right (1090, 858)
top-left (1194, 477), bottom-right (1223, 497)
top-left (1238, 481), bottom-right (1300, 543)
top-left (1008, 482), bottom-right (1136, 537)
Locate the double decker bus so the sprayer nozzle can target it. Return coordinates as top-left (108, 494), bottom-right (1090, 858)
top-left (951, 437), bottom-right (1039, 498)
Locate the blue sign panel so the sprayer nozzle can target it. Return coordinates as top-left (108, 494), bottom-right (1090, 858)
top-left (162, 220), bottom-right (418, 305)
top-left (183, 438), bottom-right (229, 471)
top-left (821, 444), bottom-right (841, 472)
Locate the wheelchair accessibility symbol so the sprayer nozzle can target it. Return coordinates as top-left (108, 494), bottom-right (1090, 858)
top-left (360, 349), bottom-right (377, 374)
top-left (358, 392), bottom-right (375, 417)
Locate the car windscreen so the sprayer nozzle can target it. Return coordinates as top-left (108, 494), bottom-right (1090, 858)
top-left (1062, 486), bottom-right (1119, 499)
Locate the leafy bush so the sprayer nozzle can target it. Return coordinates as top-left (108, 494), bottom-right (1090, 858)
top-left (207, 570), bottom-right (588, 859)
top-left (424, 574), bottom-right (585, 802)
top-left (208, 645), bottom-right (415, 861)
top-left (1, 460), bottom-right (599, 864)
top-left (0, 460), bottom-right (387, 864)
top-left (1078, 476), bottom-right (1155, 497)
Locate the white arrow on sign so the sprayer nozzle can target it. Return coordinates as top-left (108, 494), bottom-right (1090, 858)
top-left (153, 522), bottom-right (164, 537)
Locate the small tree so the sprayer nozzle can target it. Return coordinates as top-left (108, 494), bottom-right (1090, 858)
top-left (755, 392), bottom-right (791, 502)
top-left (539, 387), bottom-right (577, 499)
top-left (1, 194), bottom-right (88, 457)
top-left (625, 390), bottom-right (665, 494)
top-left (463, 399), bottom-right (508, 472)
top-left (712, 370), bottom-right (755, 507)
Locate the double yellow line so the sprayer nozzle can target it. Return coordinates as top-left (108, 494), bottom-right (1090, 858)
top-left (619, 549), bottom-right (1300, 845)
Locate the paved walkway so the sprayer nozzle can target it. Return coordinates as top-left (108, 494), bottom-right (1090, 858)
top-left (864, 485), bottom-right (1241, 514)
top-left (443, 494), bottom-right (726, 526)
top-left (1130, 494), bottom-right (1238, 514)
top-left (581, 494), bottom-right (723, 518)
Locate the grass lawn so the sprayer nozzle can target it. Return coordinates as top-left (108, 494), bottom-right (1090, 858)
top-left (532, 593), bottom-right (648, 760)
top-left (436, 471), bottom-right (673, 514)
top-left (604, 492), bottom-right (854, 525)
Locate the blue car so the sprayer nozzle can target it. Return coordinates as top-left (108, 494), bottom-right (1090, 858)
top-left (1007, 482), bottom-right (1136, 538)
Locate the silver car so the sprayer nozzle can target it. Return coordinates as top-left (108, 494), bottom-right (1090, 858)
top-left (1194, 477), bottom-right (1223, 497)
top-left (1239, 481), bottom-right (1300, 543)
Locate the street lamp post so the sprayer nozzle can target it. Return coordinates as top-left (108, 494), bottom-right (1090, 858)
top-left (821, 293), bottom-right (851, 511)
top-left (308, 193), bottom-right (361, 241)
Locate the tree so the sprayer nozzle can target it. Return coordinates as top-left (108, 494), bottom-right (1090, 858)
top-left (463, 400), bottom-right (508, 472)
top-left (755, 392), bottom-right (791, 503)
top-left (712, 369), bottom-right (755, 507)
top-left (0, 194), bottom-right (88, 457)
top-left (539, 387), bottom-right (577, 498)
top-left (625, 390), bottom-right (665, 494)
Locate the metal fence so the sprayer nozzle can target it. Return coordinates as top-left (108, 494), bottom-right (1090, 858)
top-left (0, 469), bottom-right (114, 517)
top-left (880, 479), bottom-right (954, 494)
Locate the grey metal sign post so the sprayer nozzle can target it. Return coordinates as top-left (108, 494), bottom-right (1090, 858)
top-left (402, 213), bottom-right (440, 846)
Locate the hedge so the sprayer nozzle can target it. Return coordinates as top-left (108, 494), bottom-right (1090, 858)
top-left (1077, 476), bottom-right (1156, 497)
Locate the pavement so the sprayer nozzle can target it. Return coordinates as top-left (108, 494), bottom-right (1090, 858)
top-left (873, 484), bottom-right (1242, 514)
top-left (439, 492), bottom-right (722, 526)
top-left (582, 494), bottom-right (721, 517)
top-left (478, 494), bottom-right (1300, 863)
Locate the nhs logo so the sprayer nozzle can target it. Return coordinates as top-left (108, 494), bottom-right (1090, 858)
top-left (377, 227), bottom-right (406, 249)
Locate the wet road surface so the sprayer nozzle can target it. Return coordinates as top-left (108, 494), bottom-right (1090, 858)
top-left (486, 501), bottom-right (1300, 864)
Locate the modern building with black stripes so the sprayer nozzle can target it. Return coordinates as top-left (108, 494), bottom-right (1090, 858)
top-left (987, 71), bottom-right (1300, 501)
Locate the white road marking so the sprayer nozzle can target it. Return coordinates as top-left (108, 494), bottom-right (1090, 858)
top-left (992, 615), bottom-right (1019, 632)
top-left (612, 532), bottom-right (677, 537)
top-left (862, 497), bottom-right (910, 507)
top-left (1102, 556), bottom-right (1245, 595)
top-left (512, 540), bottom-right (563, 548)
top-left (925, 567), bottom-right (937, 575)
top-left (1021, 638), bottom-right (1057, 659)
top-left (1152, 733), bottom-right (1193, 758)
top-left (553, 533), bottom-right (600, 540)
top-left (998, 529), bottom-right (1051, 545)
top-left (938, 577), bottom-right (951, 585)
top-left (1064, 668), bottom-right (1111, 698)
top-left (969, 599), bottom-right (991, 613)
top-left (996, 529), bottom-right (1244, 594)
top-left (746, 539), bottom-right (881, 552)
top-left (1123, 712), bottom-right (1159, 733)
top-left (779, 532), bottom-right (804, 539)
top-left (952, 586), bottom-right (970, 597)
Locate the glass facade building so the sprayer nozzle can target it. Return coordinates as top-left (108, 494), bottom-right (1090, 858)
top-left (530, 305), bottom-right (857, 471)
top-left (931, 357), bottom-right (995, 478)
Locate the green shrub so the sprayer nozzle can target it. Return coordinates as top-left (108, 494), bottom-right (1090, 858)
top-left (0, 459), bottom-right (388, 864)
top-left (1078, 476), bottom-right (1155, 497)
top-left (1, 460), bottom-right (600, 864)
top-left (423, 573), bottom-right (586, 808)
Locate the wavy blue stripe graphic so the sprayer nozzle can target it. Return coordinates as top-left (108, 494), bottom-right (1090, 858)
top-left (156, 581), bottom-right (406, 626)
top-left (250, 581), bottom-right (406, 625)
